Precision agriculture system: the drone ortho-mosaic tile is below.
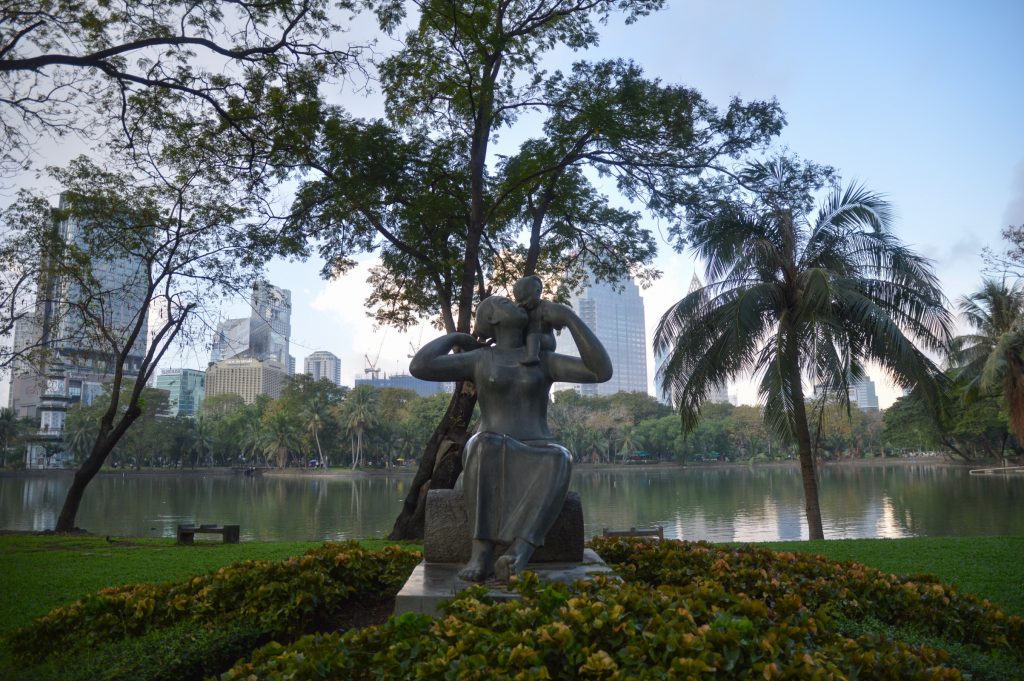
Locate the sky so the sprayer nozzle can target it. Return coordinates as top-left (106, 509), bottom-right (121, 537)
top-left (4, 0), bottom-right (1024, 409)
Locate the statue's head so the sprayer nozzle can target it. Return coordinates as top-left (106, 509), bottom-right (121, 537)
top-left (512, 275), bottom-right (543, 307)
top-left (473, 295), bottom-right (528, 342)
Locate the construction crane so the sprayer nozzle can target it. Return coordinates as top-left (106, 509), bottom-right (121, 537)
top-left (364, 353), bottom-right (382, 380)
top-left (364, 333), bottom-right (385, 381)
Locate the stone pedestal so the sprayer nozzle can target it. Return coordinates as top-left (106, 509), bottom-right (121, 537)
top-left (395, 488), bottom-right (599, 617)
top-left (424, 489), bottom-right (584, 563)
top-left (394, 549), bottom-right (613, 617)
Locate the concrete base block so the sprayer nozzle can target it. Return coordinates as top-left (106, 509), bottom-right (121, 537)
top-left (424, 489), bottom-right (584, 563)
top-left (394, 549), bottom-right (614, 617)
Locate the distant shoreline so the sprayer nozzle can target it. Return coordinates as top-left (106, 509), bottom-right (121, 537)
top-left (0, 455), bottom-right (981, 479)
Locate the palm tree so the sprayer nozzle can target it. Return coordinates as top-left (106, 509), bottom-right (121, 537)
top-left (259, 410), bottom-right (301, 468)
top-left (0, 408), bottom-right (17, 466)
top-left (302, 395), bottom-right (329, 467)
top-left (949, 279), bottom-right (1024, 444)
top-left (63, 406), bottom-right (100, 464)
top-left (339, 386), bottom-right (379, 469)
top-left (655, 159), bottom-right (951, 540)
top-left (188, 416), bottom-right (215, 469)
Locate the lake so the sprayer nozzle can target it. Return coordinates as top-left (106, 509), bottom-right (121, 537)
top-left (2, 461), bottom-right (1021, 542)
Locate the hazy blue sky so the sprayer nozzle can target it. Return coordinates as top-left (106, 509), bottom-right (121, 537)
top-left (4, 1), bottom-right (1023, 408)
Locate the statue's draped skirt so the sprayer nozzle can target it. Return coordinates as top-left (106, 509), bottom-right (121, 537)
top-left (461, 431), bottom-right (572, 547)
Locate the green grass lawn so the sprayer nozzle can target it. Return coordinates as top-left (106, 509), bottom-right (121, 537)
top-left (0, 535), bottom-right (417, 634)
top-left (0, 534), bottom-right (1020, 637)
top-left (759, 535), bottom-right (1024, 617)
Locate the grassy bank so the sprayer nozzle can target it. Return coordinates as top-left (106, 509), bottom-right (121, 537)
top-left (1, 534), bottom-right (1021, 680)
top-left (0, 535), bottom-right (416, 634)
top-left (760, 535), bottom-right (1024, 617)
top-left (2, 534), bottom-right (1020, 635)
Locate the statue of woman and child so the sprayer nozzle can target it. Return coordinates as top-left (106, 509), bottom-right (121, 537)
top-left (410, 275), bottom-right (612, 583)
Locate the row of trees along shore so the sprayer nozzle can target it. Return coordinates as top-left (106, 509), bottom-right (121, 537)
top-left (1, 375), bottom-right (1018, 472)
top-left (1, 0), bottom-right (1023, 540)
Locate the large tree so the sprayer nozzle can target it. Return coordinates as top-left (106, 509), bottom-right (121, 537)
top-left (0, 0), bottom-right (359, 176)
top-left (272, 0), bottom-right (784, 538)
top-left (654, 158), bottom-right (952, 539)
top-left (1, 151), bottom-right (265, 531)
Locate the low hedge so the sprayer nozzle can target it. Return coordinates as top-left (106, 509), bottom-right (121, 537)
top-left (589, 537), bottom-right (1024, 653)
top-left (14, 620), bottom-right (273, 681)
top-left (218, 539), bottom-right (1024, 680)
top-left (222, 574), bottom-right (962, 679)
top-left (7, 541), bottom-right (421, 664)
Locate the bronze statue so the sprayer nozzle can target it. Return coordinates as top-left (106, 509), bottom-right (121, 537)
top-left (410, 277), bottom-right (612, 582)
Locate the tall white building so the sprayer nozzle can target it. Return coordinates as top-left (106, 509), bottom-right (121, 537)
top-left (304, 351), bottom-right (342, 387)
top-left (558, 276), bottom-right (648, 396)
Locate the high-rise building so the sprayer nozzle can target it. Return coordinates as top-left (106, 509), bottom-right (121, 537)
top-left (249, 283), bottom-right (291, 367)
top-left (304, 351), bottom-right (342, 387)
top-left (155, 368), bottom-right (206, 417)
top-left (558, 276), bottom-right (648, 396)
top-left (209, 283), bottom-right (291, 369)
top-left (8, 196), bottom-right (149, 418)
top-left (206, 283), bottom-right (292, 402)
top-left (210, 317), bottom-right (250, 363)
top-left (205, 358), bottom-right (286, 404)
top-left (849, 376), bottom-right (879, 411)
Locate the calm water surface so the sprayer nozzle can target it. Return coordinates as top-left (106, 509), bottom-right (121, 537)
top-left (2, 462), bottom-right (1021, 542)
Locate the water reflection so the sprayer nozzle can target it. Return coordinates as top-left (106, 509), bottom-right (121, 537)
top-left (1, 463), bottom-right (1021, 542)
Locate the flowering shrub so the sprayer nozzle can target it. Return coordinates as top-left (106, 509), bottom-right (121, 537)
top-left (7, 541), bottom-right (421, 663)
top-left (222, 573), bottom-right (965, 680)
top-left (590, 537), bottom-right (1024, 653)
top-left (219, 539), bottom-right (1023, 680)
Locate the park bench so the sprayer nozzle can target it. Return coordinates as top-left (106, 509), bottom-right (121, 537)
top-left (602, 526), bottom-right (664, 540)
top-left (177, 523), bottom-right (240, 544)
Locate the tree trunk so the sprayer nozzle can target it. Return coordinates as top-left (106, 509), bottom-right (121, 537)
top-left (388, 381), bottom-right (477, 540)
top-left (56, 445), bottom-right (108, 531)
top-left (787, 361), bottom-right (825, 540)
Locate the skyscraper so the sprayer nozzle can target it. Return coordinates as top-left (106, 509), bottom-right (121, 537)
top-left (248, 283), bottom-right (290, 367)
top-left (558, 276), bottom-right (648, 396)
top-left (206, 283), bottom-right (291, 402)
top-left (849, 376), bottom-right (880, 411)
top-left (304, 351), bottom-right (342, 387)
top-left (209, 283), bottom-right (291, 368)
top-left (205, 358), bottom-right (287, 403)
top-left (8, 197), bottom-right (149, 417)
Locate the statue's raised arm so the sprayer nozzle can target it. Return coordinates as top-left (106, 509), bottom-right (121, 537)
top-left (538, 301), bottom-right (613, 385)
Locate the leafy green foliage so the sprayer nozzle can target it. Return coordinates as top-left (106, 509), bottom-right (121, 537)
top-left (593, 538), bottom-right (1023, 654)
top-left (6, 542), bottom-right (422, 664)
top-left (948, 279), bottom-right (1024, 444)
top-left (1, 0), bottom-right (357, 176)
top-left (14, 620), bottom-right (273, 681)
top-left (656, 157), bottom-right (953, 539)
top-left (882, 372), bottom-right (1018, 461)
top-left (221, 539), bottom-right (1024, 679)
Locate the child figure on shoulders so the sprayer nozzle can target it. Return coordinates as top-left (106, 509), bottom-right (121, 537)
top-left (512, 274), bottom-right (558, 366)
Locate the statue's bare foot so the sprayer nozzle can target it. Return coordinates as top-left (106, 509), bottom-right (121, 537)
top-left (495, 554), bottom-right (518, 582)
top-left (458, 540), bottom-right (494, 582)
top-left (495, 539), bottom-right (534, 582)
